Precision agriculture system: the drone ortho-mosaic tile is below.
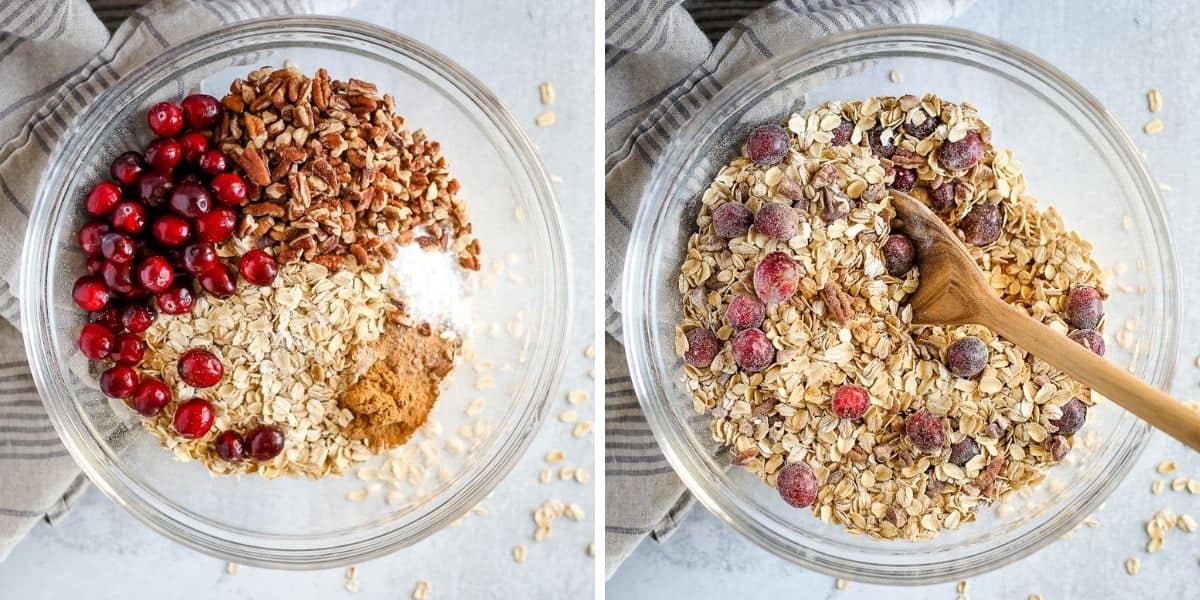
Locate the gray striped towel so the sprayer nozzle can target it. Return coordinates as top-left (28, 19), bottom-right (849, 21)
top-left (0, 0), bottom-right (354, 561)
top-left (603, 0), bottom-right (972, 577)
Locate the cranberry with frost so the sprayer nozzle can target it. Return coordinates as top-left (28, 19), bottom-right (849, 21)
top-left (903, 110), bottom-right (939, 139)
top-left (121, 304), bottom-right (155, 333)
top-left (136, 172), bottom-right (173, 207)
top-left (194, 207), bottom-right (237, 243)
top-left (830, 120), bottom-right (853, 146)
top-left (129, 378), bottom-right (170, 417)
top-left (712, 202), bottom-right (752, 239)
top-left (947, 336), bottom-right (988, 378)
top-left (1068, 329), bottom-right (1105, 356)
top-left (178, 131), bottom-right (210, 163)
top-left (181, 94), bottom-right (221, 130)
top-left (929, 181), bottom-right (956, 213)
top-left (746, 123), bottom-right (789, 166)
top-left (1066, 286), bottom-right (1103, 330)
top-left (882, 234), bottom-right (915, 276)
top-left (937, 131), bottom-right (984, 171)
top-left (156, 284), bottom-right (194, 315)
top-left (78, 221), bottom-right (110, 257)
top-left (152, 214), bottom-right (192, 246)
top-left (211, 172), bottom-right (247, 206)
top-left (85, 181), bottom-right (122, 216)
top-left (173, 398), bottom-right (216, 439)
top-left (731, 328), bottom-right (774, 372)
top-left (831, 384), bottom-right (869, 420)
top-left (753, 252), bottom-right (799, 305)
top-left (197, 149), bottom-right (229, 175)
top-left (754, 202), bottom-right (798, 240)
top-left (147, 101), bottom-right (183, 137)
top-left (776, 462), bottom-right (818, 508)
top-left (238, 249), bottom-right (278, 286)
top-left (99, 365), bottom-right (138, 399)
top-left (948, 437), bottom-right (979, 467)
top-left (889, 167), bottom-right (916, 192)
top-left (959, 202), bottom-right (1003, 246)
top-left (726, 293), bottom-right (765, 330)
top-left (198, 264), bottom-right (237, 298)
top-left (214, 430), bottom-right (246, 462)
top-left (178, 348), bottom-right (223, 388)
top-left (683, 328), bottom-right (719, 368)
top-left (1050, 397), bottom-right (1087, 435)
top-left (110, 201), bottom-right (146, 234)
top-left (73, 275), bottom-right (110, 311)
top-left (168, 182), bottom-right (212, 218)
top-left (111, 333), bottom-right (145, 366)
top-left (867, 126), bottom-right (896, 158)
top-left (245, 425), bottom-right (286, 461)
top-left (77, 322), bottom-right (114, 360)
top-left (109, 151), bottom-right (145, 186)
top-left (905, 409), bottom-right (944, 452)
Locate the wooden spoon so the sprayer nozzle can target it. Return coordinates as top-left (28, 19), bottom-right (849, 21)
top-left (888, 189), bottom-right (1200, 452)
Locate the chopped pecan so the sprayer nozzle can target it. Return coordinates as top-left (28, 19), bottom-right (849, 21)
top-left (243, 202), bottom-right (286, 218)
top-left (232, 146), bottom-right (271, 186)
top-left (890, 148), bottom-right (926, 169)
top-left (811, 162), bottom-right (838, 189)
top-left (822, 281), bottom-right (855, 324)
top-left (776, 173), bottom-right (805, 202)
top-left (821, 187), bottom-right (850, 222)
top-left (975, 456), bottom-right (1005, 496)
top-left (312, 253), bottom-right (344, 270)
top-left (731, 448), bottom-right (760, 466)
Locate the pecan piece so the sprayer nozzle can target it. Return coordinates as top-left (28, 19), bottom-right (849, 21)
top-left (243, 202), bottom-right (286, 218)
top-left (975, 456), bottom-right (1005, 496)
top-left (821, 187), bottom-right (850, 222)
top-left (822, 281), bottom-right (855, 324)
top-left (232, 146), bottom-right (271, 186)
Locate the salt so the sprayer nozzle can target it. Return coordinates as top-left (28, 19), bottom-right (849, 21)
top-left (385, 242), bottom-right (474, 332)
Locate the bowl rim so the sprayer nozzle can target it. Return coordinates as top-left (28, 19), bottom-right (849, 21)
top-left (622, 24), bottom-right (1177, 584)
top-left (21, 15), bottom-right (572, 569)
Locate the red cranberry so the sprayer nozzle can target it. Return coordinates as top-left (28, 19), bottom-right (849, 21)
top-left (196, 150), bottom-right (229, 175)
top-left (882, 234), bottom-right (915, 276)
top-left (947, 336), bottom-right (988, 378)
top-left (101, 261), bottom-right (137, 296)
top-left (754, 202), bottom-right (798, 240)
top-left (867, 126), bottom-right (896, 158)
top-left (949, 437), bottom-right (980, 466)
top-left (78, 221), bottom-right (110, 256)
top-left (136, 256), bottom-right (175, 293)
top-left (238, 249), bottom-right (278, 286)
top-left (959, 203), bottom-right (1003, 246)
top-left (85, 181), bottom-right (123, 217)
top-left (905, 409), bottom-right (944, 452)
top-left (100, 233), bottom-right (135, 264)
top-left (1068, 329), bottom-right (1105, 356)
top-left (129, 377), bottom-right (171, 417)
top-left (86, 257), bottom-right (105, 275)
top-left (712, 202), bottom-right (752, 239)
top-left (194, 207), bottom-right (237, 243)
top-left (902, 110), bottom-right (939, 139)
top-left (1050, 398), bottom-right (1087, 435)
top-left (99, 365), bottom-right (139, 399)
top-left (177, 348), bottom-right (223, 388)
top-left (111, 332), bottom-right (145, 366)
top-left (776, 462), bottom-right (818, 508)
top-left (77, 322), bottom-right (114, 360)
top-left (147, 101), bottom-right (183, 137)
top-left (173, 398), bottom-right (216, 439)
top-left (144, 137), bottom-right (182, 172)
top-left (746, 123), bottom-right (790, 166)
top-left (109, 151), bottom-right (146, 186)
top-left (156, 285), bottom-right (194, 315)
top-left (72, 275), bottom-right (110, 311)
top-left (831, 384), bottom-right (870, 420)
top-left (180, 94), bottom-right (221, 130)
top-left (890, 167), bottom-right (917, 192)
top-left (731, 328), bottom-right (774, 372)
top-left (726, 293), bottom-right (765, 330)
top-left (937, 131), bottom-right (985, 171)
top-left (88, 305), bottom-right (123, 332)
top-left (151, 214), bottom-right (192, 246)
top-left (830, 119), bottom-right (853, 146)
top-left (929, 181), bottom-right (956, 213)
top-left (182, 242), bottom-right (219, 274)
top-left (110, 201), bottom-right (146, 234)
top-left (210, 173), bottom-right (248, 206)
top-left (178, 131), bottom-right (210, 163)
top-left (683, 328), bottom-right (719, 368)
top-left (1066, 286), bottom-right (1103, 330)
top-left (168, 182), bottom-right (212, 218)
top-left (753, 252), bottom-right (799, 305)
top-left (214, 430), bottom-right (246, 462)
top-left (121, 304), bottom-right (155, 333)
top-left (198, 264), bottom-right (237, 298)
top-left (245, 425), bottom-right (286, 461)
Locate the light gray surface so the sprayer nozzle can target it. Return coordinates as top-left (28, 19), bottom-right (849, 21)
top-left (608, 1), bottom-right (1200, 598)
top-left (0, 1), bottom-right (596, 598)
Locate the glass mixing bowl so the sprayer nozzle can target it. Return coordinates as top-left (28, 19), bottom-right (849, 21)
top-left (21, 17), bottom-right (570, 568)
top-left (622, 27), bottom-right (1178, 584)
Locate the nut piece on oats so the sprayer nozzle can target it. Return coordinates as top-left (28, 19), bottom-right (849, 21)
top-left (882, 234), bottom-right (915, 276)
top-left (929, 181), bottom-right (957, 213)
top-left (1050, 397), bottom-right (1088, 435)
top-left (946, 336), bottom-right (988, 378)
top-left (905, 409), bottom-right (945, 453)
top-left (831, 384), bottom-right (870, 420)
top-left (731, 328), bottom-right (774, 372)
top-left (959, 202), bottom-right (1003, 246)
top-left (776, 462), bottom-right (818, 508)
top-left (831, 119), bottom-right (854, 146)
top-left (948, 437), bottom-right (980, 467)
top-left (1066, 285), bottom-right (1104, 330)
top-left (1068, 329), bottom-right (1105, 356)
top-left (754, 202), bottom-right (799, 240)
top-left (683, 328), bottom-right (720, 368)
top-left (745, 123), bottom-right (790, 166)
top-left (726, 293), bottom-right (766, 330)
top-left (712, 202), bottom-right (753, 239)
top-left (937, 131), bottom-right (985, 171)
top-left (753, 252), bottom-right (799, 304)
top-left (173, 397), bottom-right (215, 439)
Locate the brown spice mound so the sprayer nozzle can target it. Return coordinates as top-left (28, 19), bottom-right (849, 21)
top-left (340, 322), bottom-right (459, 450)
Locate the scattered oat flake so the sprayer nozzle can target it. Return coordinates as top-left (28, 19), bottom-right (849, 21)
top-left (1143, 118), bottom-right (1164, 134)
top-left (1151, 480), bottom-right (1163, 495)
top-left (888, 69), bottom-right (902, 84)
top-left (835, 578), bottom-right (849, 590)
top-left (550, 174), bottom-right (564, 183)
top-left (568, 389), bottom-right (590, 405)
top-left (559, 466), bottom-right (576, 480)
top-left (475, 375), bottom-right (496, 390)
top-left (1147, 88), bottom-right (1162, 113)
top-left (545, 449), bottom-right (565, 463)
top-left (559, 410), bottom-right (578, 423)
top-left (587, 367), bottom-right (595, 379)
top-left (539, 468), bottom-right (552, 483)
top-left (1159, 181), bottom-right (1172, 192)
top-left (413, 580), bottom-right (431, 600)
top-left (513, 205), bottom-right (526, 223)
top-left (539, 81), bottom-right (555, 105)
top-left (572, 421), bottom-right (593, 437)
top-left (587, 541), bottom-right (595, 556)
top-left (1029, 595), bottom-right (1043, 600)
top-left (584, 344), bottom-right (595, 358)
top-left (957, 580), bottom-right (968, 595)
top-left (1125, 557), bottom-right (1140, 575)
top-left (1122, 214), bottom-right (1133, 231)
top-left (574, 467), bottom-right (590, 484)
top-left (1156, 460), bottom-right (1176, 474)
top-left (513, 544), bottom-right (528, 563)
top-left (535, 111), bottom-right (556, 127)
top-left (225, 562), bottom-right (239, 575)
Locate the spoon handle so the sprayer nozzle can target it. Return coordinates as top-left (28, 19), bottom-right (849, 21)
top-left (976, 297), bottom-right (1200, 452)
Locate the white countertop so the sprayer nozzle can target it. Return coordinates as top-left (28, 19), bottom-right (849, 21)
top-left (608, 1), bottom-right (1200, 598)
top-left (0, 1), bottom-right (596, 598)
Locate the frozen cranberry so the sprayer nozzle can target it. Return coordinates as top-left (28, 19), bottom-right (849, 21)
top-left (194, 207), bottom-right (237, 243)
top-left (830, 119), bottom-right (853, 146)
top-left (1068, 329), bottom-right (1105, 356)
top-left (245, 425), bottom-right (286, 461)
top-left (731, 328), bottom-right (774, 372)
top-left (776, 462), bottom-right (818, 508)
top-left (753, 252), bottom-right (799, 305)
top-left (831, 384), bottom-right (869, 420)
top-left (726, 293), bottom-right (765, 330)
top-left (73, 275), bottom-right (110, 311)
top-left (1050, 397), bottom-right (1087, 435)
top-left (237, 249), bottom-right (278, 286)
top-left (121, 304), bottom-right (155, 333)
top-left (214, 430), bottom-right (246, 461)
top-left (949, 438), bottom-right (978, 467)
top-left (198, 264), bottom-right (237, 298)
top-left (173, 398), bottom-right (216, 439)
top-left (144, 137), bottom-right (182, 173)
top-left (85, 181), bottom-right (123, 216)
top-left (109, 151), bottom-right (146, 186)
top-left (211, 172), bottom-right (247, 206)
top-left (136, 256), bottom-right (174, 293)
top-left (903, 110), bottom-right (939, 139)
top-left (937, 131), bottom-right (984, 171)
top-left (99, 232), bottom-right (134, 264)
top-left (947, 336), bottom-right (988, 378)
top-left (110, 201), bottom-right (146, 234)
top-left (882, 234), bottom-right (915, 276)
top-left (178, 348), bottom-right (223, 388)
top-left (129, 377), bottom-right (171, 417)
top-left (181, 94), bottom-right (221, 130)
top-left (867, 126), bottom-right (896, 158)
top-left (746, 123), bottom-right (790, 166)
top-left (959, 203), bottom-right (1003, 246)
top-left (151, 214), bottom-right (192, 247)
top-left (168, 182), bottom-right (212, 218)
top-left (1066, 286), bottom-right (1103, 330)
top-left (136, 172), bottom-right (173, 207)
top-left (182, 242), bottom-right (220, 275)
top-left (147, 101), bottom-right (183, 137)
top-left (99, 365), bottom-right (139, 399)
top-left (156, 285), bottom-right (194, 315)
top-left (890, 167), bottom-right (916, 192)
top-left (683, 328), bottom-right (719, 368)
top-left (906, 409), bottom-right (944, 452)
top-left (77, 322), bottom-right (114, 360)
top-left (712, 202), bottom-right (752, 239)
top-left (77, 221), bottom-right (110, 256)
top-left (929, 181), bottom-right (956, 213)
top-left (178, 131), bottom-right (210, 163)
top-left (754, 202), bottom-right (798, 240)
top-left (111, 332), bottom-right (145, 366)
top-left (101, 261), bottom-right (136, 296)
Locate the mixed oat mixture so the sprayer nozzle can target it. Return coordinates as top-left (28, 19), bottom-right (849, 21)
top-left (676, 94), bottom-right (1107, 539)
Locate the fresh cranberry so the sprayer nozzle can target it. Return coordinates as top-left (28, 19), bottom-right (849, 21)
top-left (949, 437), bottom-right (980, 466)
top-left (99, 365), bottom-right (139, 399)
top-left (776, 462), bottom-right (818, 508)
top-left (136, 172), bottom-right (173, 207)
top-left (177, 172), bottom-right (203, 186)
top-left (731, 328), bottom-right (774, 372)
top-left (109, 151), bottom-right (146, 186)
top-left (72, 275), bottom-right (110, 311)
top-left (121, 304), bottom-right (155, 333)
top-left (178, 131), bottom-right (210, 164)
top-left (110, 201), bottom-right (146, 234)
top-left (99, 233), bottom-right (135, 264)
top-left (111, 332), bottom-right (145, 366)
top-left (89, 304), bottom-right (123, 332)
top-left (214, 430), bottom-right (246, 462)
top-left (147, 101), bottom-right (184, 137)
top-left (237, 249), bottom-right (278, 286)
top-left (168, 182), bottom-right (212, 218)
top-left (156, 285), bottom-right (194, 315)
top-left (86, 257), bottom-right (105, 275)
top-left (712, 202), bottom-right (752, 239)
top-left (1066, 286), bottom-right (1103, 330)
top-left (753, 252), bottom-right (799, 305)
top-left (173, 398), bottom-right (216, 439)
top-left (177, 348), bottom-right (223, 388)
top-left (1068, 329), bottom-right (1105, 356)
top-left (830, 119), bottom-right (853, 146)
top-left (136, 256), bottom-right (174, 293)
top-left (194, 207), bottom-right (237, 243)
top-left (211, 173), bottom-right (248, 206)
top-left (903, 110), bottom-right (939, 139)
top-left (129, 377), bottom-right (171, 417)
top-left (946, 336), bottom-right (988, 378)
top-left (144, 137), bottom-right (182, 172)
top-left (890, 167), bottom-right (917, 192)
top-left (746, 123), bottom-right (790, 166)
top-left (905, 409), bottom-right (944, 452)
top-left (867, 126), bottom-right (896, 158)
top-left (151, 214), bottom-right (192, 246)
top-left (101, 261), bottom-right (136, 295)
top-left (683, 328), bottom-right (719, 368)
top-left (929, 181), bottom-right (956, 213)
top-left (882, 234), bottom-right (915, 276)
top-left (197, 150), bottom-right (229, 175)
top-left (198, 264), bottom-right (237, 298)
top-left (726, 293), bottom-right (765, 330)
top-left (831, 384), bottom-right (869, 420)
top-left (754, 202), bottom-right (798, 240)
top-left (245, 425), bottom-right (286, 461)
top-left (180, 94), bottom-right (221, 130)
top-left (937, 131), bottom-right (985, 171)
top-left (1050, 398), bottom-right (1087, 435)
top-left (85, 181), bottom-right (123, 217)
top-left (77, 322), bottom-right (114, 360)
top-left (77, 221), bottom-right (110, 256)
top-left (182, 242), bottom-right (219, 274)
top-left (959, 203), bottom-right (1003, 246)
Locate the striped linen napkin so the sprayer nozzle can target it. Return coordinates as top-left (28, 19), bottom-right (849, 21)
top-left (0, 0), bottom-right (354, 561)
top-left (603, 0), bottom-right (972, 576)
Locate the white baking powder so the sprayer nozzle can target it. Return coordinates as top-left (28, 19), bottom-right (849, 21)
top-left (385, 242), bottom-right (474, 333)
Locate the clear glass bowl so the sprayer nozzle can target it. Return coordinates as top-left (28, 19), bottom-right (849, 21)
top-left (22, 17), bottom-right (570, 569)
top-left (622, 27), bottom-right (1178, 584)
